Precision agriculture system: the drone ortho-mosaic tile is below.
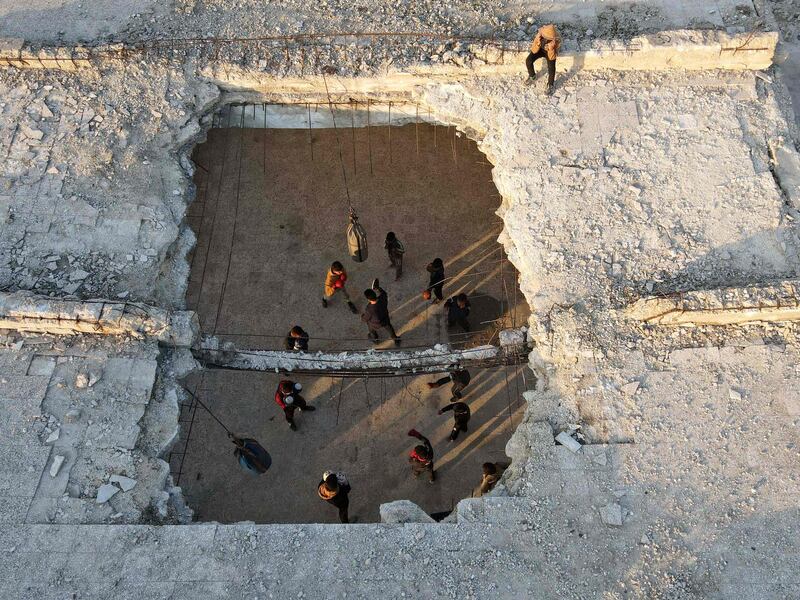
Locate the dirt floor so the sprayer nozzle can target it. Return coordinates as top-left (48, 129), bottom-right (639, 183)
top-left (186, 104), bottom-right (529, 352)
top-left (177, 106), bottom-right (531, 523)
top-left (175, 366), bottom-right (529, 523)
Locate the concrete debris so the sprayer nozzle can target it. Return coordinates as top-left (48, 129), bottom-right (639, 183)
top-left (75, 373), bottom-right (89, 388)
top-left (96, 483), bottom-right (120, 504)
top-left (555, 431), bottom-right (582, 453)
top-left (599, 503), bottom-right (624, 527)
top-left (109, 475), bottom-right (137, 492)
top-left (379, 500), bottom-right (435, 524)
top-left (63, 408), bottom-right (81, 423)
top-left (49, 455), bottom-right (65, 477)
top-left (620, 381), bottom-right (640, 396)
top-left (0, 1), bottom-right (799, 595)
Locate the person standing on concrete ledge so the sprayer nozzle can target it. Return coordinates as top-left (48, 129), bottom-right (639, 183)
top-left (445, 293), bottom-right (471, 332)
top-left (438, 401), bottom-right (471, 442)
top-left (274, 379), bottom-right (316, 431)
top-left (362, 278), bottom-right (401, 346)
top-left (427, 367), bottom-right (472, 400)
top-left (384, 232), bottom-right (405, 280)
top-left (408, 429), bottom-right (436, 483)
top-left (285, 325), bottom-right (309, 351)
top-left (317, 471), bottom-right (351, 523)
top-left (322, 261), bottom-right (358, 314)
top-left (524, 23), bottom-right (561, 95)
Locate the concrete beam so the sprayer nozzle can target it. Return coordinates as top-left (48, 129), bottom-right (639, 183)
top-left (0, 291), bottom-right (199, 346)
top-left (0, 29), bottom-right (778, 74)
top-left (625, 280), bottom-right (800, 326)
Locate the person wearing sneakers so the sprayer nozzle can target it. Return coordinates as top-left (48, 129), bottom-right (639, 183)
top-left (362, 278), bottom-right (401, 346)
top-left (322, 261), bottom-right (358, 314)
top-left (524, 23), bottom-right (561, 95)
top-left (407, 429), bottom-right (436, 483)
top-left (317, 471), bottom-right (352, 523)
top-left (274, 379), bottom-right (315, 431)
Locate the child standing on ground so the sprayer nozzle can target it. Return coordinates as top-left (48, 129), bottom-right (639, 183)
top-left (322, 261), bottom-right (358, 314)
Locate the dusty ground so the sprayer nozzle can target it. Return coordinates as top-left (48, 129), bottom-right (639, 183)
top-left (186, 111), bottom-right (527, 351)
top-left (176, 366), bottom-right (528, 523)
top-left (178, 113), bottom-right (528, 523)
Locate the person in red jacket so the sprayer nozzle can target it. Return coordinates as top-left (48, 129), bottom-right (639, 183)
top-left (274, 379), bottom-right (315, 431)
top-left (407, 429), bottom-right (436, 483)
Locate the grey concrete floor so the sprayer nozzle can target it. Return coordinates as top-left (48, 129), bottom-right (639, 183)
top-left (186, 111), bottom-right (529, 352)
top-left (177, 112), bottom-right (531, 523)
top-left (175, 366), bottom-right (529, 524)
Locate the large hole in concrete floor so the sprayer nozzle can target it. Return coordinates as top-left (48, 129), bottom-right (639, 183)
top-left (174, 102), bottom-right (532, 523)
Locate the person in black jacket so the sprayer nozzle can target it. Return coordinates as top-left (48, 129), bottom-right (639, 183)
top-left (427, 367), bottom-right (472, 400)
top-left (362, 278), bottom-right (401, 345)
top-left (426, 258), bottom-right (445, 303)
top-left (285, 326), bottom-right (309, 351)
top-left (317, 472), bottom-right (351, 523)
top-left (445, 293), bottom-right (471, 331)
top-left (384, 232), bottom-right (405, 281)
top-left (438, 401), bottom-right (471, 441)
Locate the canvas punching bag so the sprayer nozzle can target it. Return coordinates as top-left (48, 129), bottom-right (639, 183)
top-left (347, 209), bottom-right (368, 262)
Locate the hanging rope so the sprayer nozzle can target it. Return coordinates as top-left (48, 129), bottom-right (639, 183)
top-left (184, 387), bottom-right (271, 473)
top-left (321, 71), bottom-right (353, 211)
top-left (322, 71), bottom-right (368, 261)
top-left (184, 388), bottom-right (233, 436)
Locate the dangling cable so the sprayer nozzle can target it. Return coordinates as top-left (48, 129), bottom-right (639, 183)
top-left (321, 71), bottom-right (353, 212)
top-left (184, 388), bottom-right (234, 437)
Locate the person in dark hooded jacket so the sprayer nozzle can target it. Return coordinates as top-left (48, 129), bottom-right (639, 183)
top-left (425, 258), bottom-right (445, 303)
top-left (438, 401), bottom-right (471, 442)
top-left (384, 232), bottom-right (405, 280)
top-left (362, 279), bottom-right (401, 345)
top-left (445, 293), bottom-right (471, 331)
top-left (285, 326), bottom-right (309, 351)
top-left (427, 367), bottom-right (471, 400)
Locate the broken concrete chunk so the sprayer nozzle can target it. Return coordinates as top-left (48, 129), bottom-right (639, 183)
top-left (599, 502), bottom-right (624, 526)
top-left (87, 371), bottom-right (101, 387)
top-left (379, 500), bottom-right (435, 524)
top-left (109, 475), bottom-right (137, 492)
top-left (45, 428), bottom-right (60, 444)
top-left (49, 455), bottom-right (65, 477)
top-left (555, 431), bottom-right (582, 453)
top-left (96, 483), bottom-right (119, 504)
top-left (63, 408), bottom-right (81, 423)
top-left (75, 373), bottom-right (89, 388)
top-left (20, 125), bottom-right (44, 141)
top-left (69, 269), bottom-right (90, 282)
top-left (620, 381), bottom-right (640, 396)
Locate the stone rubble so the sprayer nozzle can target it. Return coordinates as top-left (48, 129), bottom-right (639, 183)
top-left (0, 1), bottom-right (799, 598)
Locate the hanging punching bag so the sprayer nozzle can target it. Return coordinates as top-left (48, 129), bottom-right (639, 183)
top-left (346, 209), bottom-right (368, 263)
